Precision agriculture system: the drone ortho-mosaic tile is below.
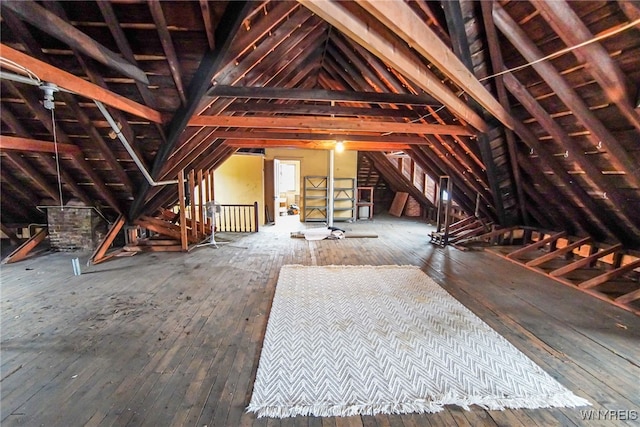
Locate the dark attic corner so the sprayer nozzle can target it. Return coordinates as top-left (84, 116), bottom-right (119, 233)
top-left (0, 1), bottom-right (639, 425)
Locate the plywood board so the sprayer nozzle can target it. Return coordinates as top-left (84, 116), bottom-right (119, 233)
top-left (389, 192), bottom-right (409, 217)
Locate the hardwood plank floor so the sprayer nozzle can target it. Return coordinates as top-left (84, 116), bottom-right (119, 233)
top-left (1, 216), bottom-right (638, 426)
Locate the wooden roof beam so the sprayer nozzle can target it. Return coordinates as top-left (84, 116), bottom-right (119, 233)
top-left (225, 140), bottom-right (411, 151)
top-left (479, 0), bottom-right (528, 225)
top-left (358, 0), bottom-right (515, 131)
top-left (0, 135), bottom-right (80, 155)
top-left (493, 3), bottom-right (640, 190)
top-left (0, 45), bottom-right (163, 123)
top-left (533, 0), bottom-right (640, 132)
top-left (188, 115), bottom-right (474, 136)
top-left (0, 166), bottom-right (44, 207)
top-left (298, 0), bottom-right (488, 132)
top-left (1, 1), bottom-right (148, 84)
top-left (226, 102), bottom-right (420, 118)
top-left (199, 0), bottom-right (216, 51)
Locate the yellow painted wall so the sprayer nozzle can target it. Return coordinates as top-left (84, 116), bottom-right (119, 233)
top-left (265, 148), bottom-right (358, 221)
top-left (214, 154), bottom-right (265, 225)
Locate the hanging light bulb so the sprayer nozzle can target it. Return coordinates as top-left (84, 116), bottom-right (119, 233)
top-left (335, 141), bottom-right (344, 153)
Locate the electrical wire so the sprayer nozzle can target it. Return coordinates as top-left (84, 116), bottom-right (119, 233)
top-left (479, 17), bottom-right (640, 83)
top-left (0, 57), bottom-right (41, 85)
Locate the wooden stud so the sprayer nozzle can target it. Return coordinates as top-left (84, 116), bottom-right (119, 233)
top-left (197, 169), bottom-right (205, 236)
top-left (578, 259), bottom-right (640, 290)
top-left (2, 227), bottom-right (47, 264)
top-left (549, 244), bottom-right (624, 277)
top-left (177, 170), bottom-right (188, 251)
top-left (507, 231), bottom-right (568, 260)
top-left (188, 170), bottom-right (197, 239)
top-left (526, 237), bottom-right (593, 267)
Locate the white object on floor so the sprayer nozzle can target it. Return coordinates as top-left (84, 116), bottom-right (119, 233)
top-left (247, 265), bottom-right (590, 418)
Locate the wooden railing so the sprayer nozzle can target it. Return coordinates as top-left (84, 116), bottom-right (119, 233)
top-left (215, 202), bottom-right (259, 232)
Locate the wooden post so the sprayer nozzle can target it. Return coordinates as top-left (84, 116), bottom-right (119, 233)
top-left (178, 170), bottom-right (188, 251)
top-left (198, 169), bottom-right (205, 236)
top-left (90, 214), bottom-right (125, 264)
top-left (254, 201), bottom-right (259, 232)
top-left (188, 169), bottom-right (197, 239)
top-left (442, 176), bottom-right (453, 245)
top-left (204, 169), bottom-right (210, 227)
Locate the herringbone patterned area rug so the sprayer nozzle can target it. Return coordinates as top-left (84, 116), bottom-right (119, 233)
top-left (247, 265), bottom-right (590, 418)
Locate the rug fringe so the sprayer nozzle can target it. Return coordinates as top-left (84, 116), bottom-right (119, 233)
top-left (247, 392), bottom-right (590, 418)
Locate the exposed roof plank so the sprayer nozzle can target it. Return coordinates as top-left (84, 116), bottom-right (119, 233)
top-left (0, 44), bottom-right (163, 123)
top-left (148, 0), bottom-right (187, 105)
top-left (503, 72), bottom-right (640, 232)
top-left (2, 0), bottom-right (148, 84)
top-left (188, 115), bottom-right (474, 136)
top-left (4, 152), bottom-right (60, 203)
top-left (533, 0), bottom-right (640, 132)
top-left (95, 0), bottom-right (161, 110)
top-left (39, 155), bottom-right (94, 207)
top-left (298, 0), bottom-right (488, 132)
top-left (131, 0), bottom-right (253, 219)
top-left (70, 153), bottom-right (123, 215)
top-left (493, 3), bottom-right (640, 190)
top-left (359, 0), bottom-right (515, 130)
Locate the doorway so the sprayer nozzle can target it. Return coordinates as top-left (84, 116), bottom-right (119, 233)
top-left (264, 159), bottom-right (301, 229)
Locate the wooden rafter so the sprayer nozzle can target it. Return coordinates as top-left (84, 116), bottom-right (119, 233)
top-left (96, 0), bottom-right (160, 110)
top-left (90, 214), bottom-right (126, 264)
top-left (4, 152), bottom-right (60, 203)
top-left (358, 0), bottom-right (515, 130)
top-left (533, 0), bottom-right (640, 132)
top-left (479, 0), bottom-right (527, 225)
top-left (503, 72), bottom-right (640, 233)
top-left (439, 0), bottom-right (507, 225)
top-left (578, 259), bottom-right (640, 290)
top-left (148, 0), bottom-right (187, 105)
top-left (199, 0), bottom-right (216, 51)
top-left (0, 44), bottom-right (163, 123)
top-left (131, 1), bottom-right (252, 220)
top-left (492, 3), bottom-right (640, 190)
top-left (38, 155), bottom-right (94, 207)
top-left (297, 0), bottom-right (488, 132)
top-left (506, 231), bottom-right (568, 260)
top-left (2, 1), bottom-right (148, 84)
top-left (188, 115), bottom-right (473, 136)
top-left (0, 135), bottom-right (80, 155)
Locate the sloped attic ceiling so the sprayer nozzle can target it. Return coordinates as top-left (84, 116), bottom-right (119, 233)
top-left (1, 1), bottom-right (639, 247)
